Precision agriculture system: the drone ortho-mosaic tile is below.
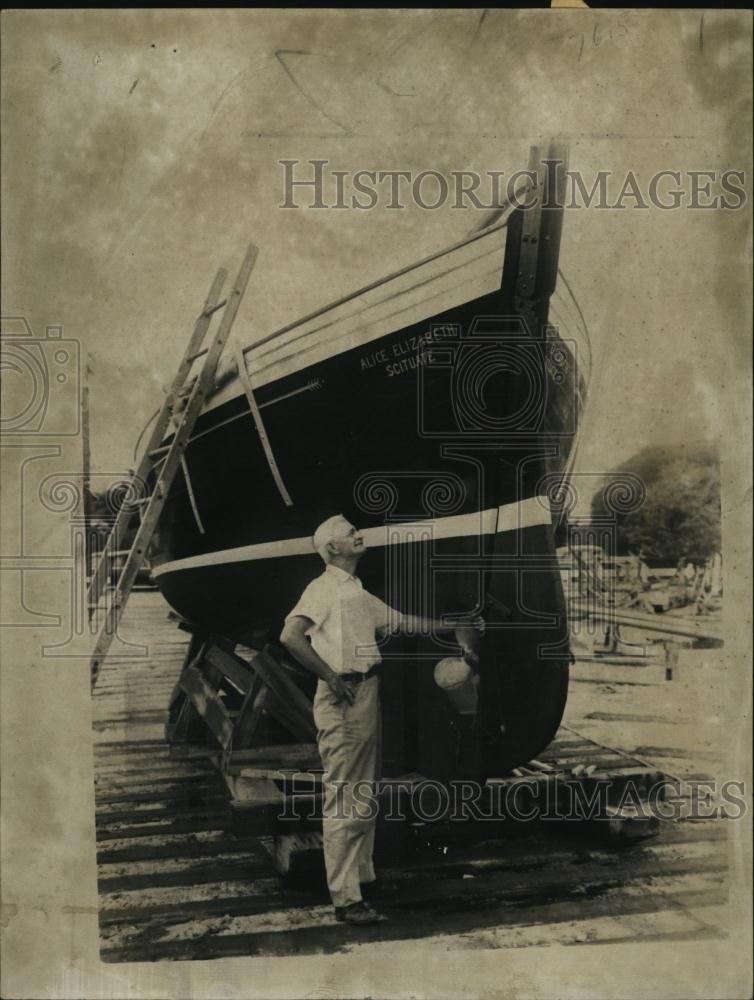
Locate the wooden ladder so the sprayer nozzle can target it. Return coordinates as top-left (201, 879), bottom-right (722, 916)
top-left (88, 243), bottom-right (258, 689)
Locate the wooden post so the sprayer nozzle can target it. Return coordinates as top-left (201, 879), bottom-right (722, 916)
top-left (81, 361), bottom-right (92, 579)
top-left (664, 641), bottom-right (680, 681)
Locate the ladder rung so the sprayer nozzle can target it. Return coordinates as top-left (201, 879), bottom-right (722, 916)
top-left (202, 298), bottom-right (227, 318)
top-left (90, 244), bottom-right (256, 692)
top-left (89, 550), bottom-right (114, 563)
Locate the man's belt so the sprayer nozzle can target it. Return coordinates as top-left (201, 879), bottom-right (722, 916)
top-left (338, 664), bottom-right (381, 684)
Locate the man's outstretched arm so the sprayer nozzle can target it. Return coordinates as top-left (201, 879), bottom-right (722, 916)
top-left (280, 616), bottom-right (355, 705)
top-left (387, 613), bottom-right (484, 665)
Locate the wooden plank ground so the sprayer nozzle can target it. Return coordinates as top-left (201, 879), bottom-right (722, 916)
top-left (93, 592), bottom-right (731, 963)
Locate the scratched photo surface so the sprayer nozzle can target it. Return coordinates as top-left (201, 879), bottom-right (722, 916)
top-left (1, 8), bottom-right (751, 999)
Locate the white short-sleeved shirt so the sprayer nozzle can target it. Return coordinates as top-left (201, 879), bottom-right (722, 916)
top-left (285, 564), bottom-right (400, 674)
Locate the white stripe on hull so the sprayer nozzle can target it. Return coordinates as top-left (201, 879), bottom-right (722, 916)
top-left (152, 496), bottom-right (551, 578)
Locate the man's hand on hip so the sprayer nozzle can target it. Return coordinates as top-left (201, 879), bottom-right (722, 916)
top-left (327, 671), bottom-right (356, 705)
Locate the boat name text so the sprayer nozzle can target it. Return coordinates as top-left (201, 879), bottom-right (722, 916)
top-left (359, 326), bottom-right (459, 377)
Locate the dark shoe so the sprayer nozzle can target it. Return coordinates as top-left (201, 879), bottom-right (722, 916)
top-left (334, 901), bottom-right (381, 925)
top-left (361, 879), bottom-right (400, 900)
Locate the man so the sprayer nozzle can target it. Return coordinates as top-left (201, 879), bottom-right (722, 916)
top-left (280, 514), bottom-right (481, 926)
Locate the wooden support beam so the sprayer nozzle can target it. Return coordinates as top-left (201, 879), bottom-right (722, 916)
top-left (163, 633), bottom-right (318, 755)
top-left (604, 804), bottom-right (660, 842)
top-left (232, 685), bottom-right (269, 750)
top-left (227, 777), bottom-right (286, 837)
top-left (164, 635), bottom-right (209, 745)
top-left (244, 645), bottom-right (317, 741)
top-left (572, 603), bottom-right (723, 646)
top-left (179, 665), bottom-right (234, 750)
top-left (239, 766), bottom-right (323, 785)
top-left (259, 687), bottom-right (316, 743)
top-left (223, 743), bottom-right (320, 775)
top-left (235, 340), bottom-right (293, 507)
top-left (165, 695), bottom-right (207, 748)
top-left (271, 832), bottom-right (325, 879)
top-left (204, 643), bottom-right (254, 695)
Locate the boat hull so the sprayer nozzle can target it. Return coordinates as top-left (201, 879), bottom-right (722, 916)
top-left (148, 149), bottom-right (585, 776)
top-left (148, 287), bottom-right (579, 775)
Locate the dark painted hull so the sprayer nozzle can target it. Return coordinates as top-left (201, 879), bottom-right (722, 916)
top-left (149, 292), bottom-right (582, 774)
top-left (148, 153), bottom-right (587, 776)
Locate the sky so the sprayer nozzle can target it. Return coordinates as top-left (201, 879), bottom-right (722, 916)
top-left (2, 9), bottom-right (751, 513)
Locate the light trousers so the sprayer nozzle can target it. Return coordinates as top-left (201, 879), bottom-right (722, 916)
top-left (312, 675), bottom-right (381, 908)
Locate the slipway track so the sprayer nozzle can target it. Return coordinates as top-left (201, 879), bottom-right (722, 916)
top-left (93, 593), bottom-right (730, 963)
